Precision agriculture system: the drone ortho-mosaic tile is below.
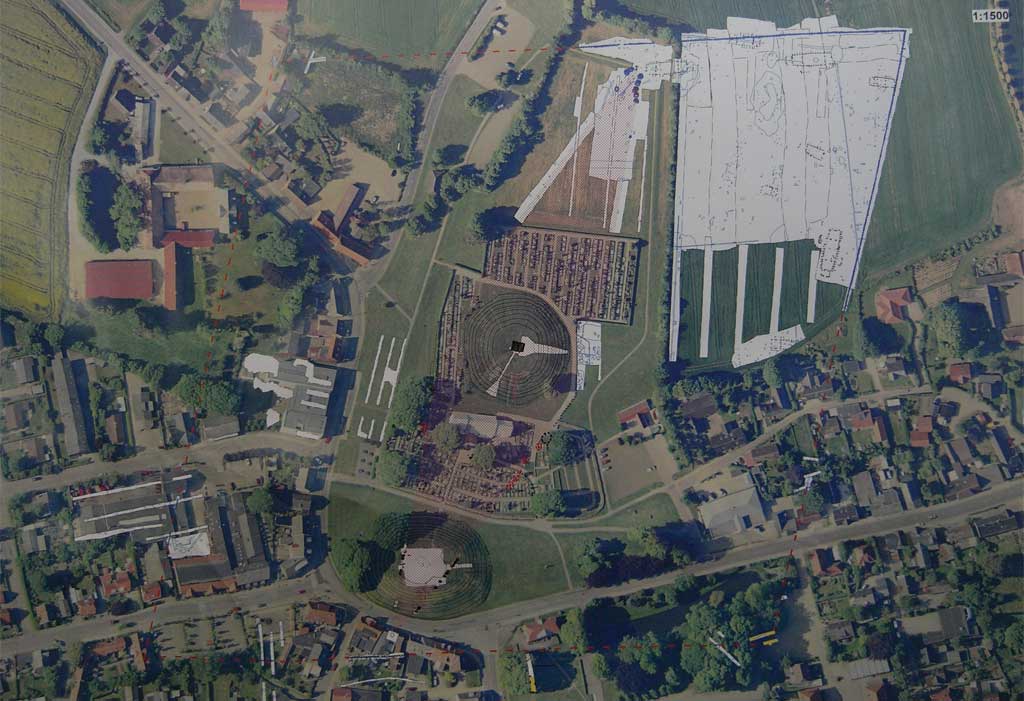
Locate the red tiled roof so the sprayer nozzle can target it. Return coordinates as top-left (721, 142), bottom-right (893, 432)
top-left (616, 399), bottom-right (653, 426)
top-left (914, 416), bottom-right (933, 433)
top-left (910, 431), bottom-right (930, 448)
top-left (240, 0), bottom-right (288, 10)
top-left (874, 287), bottom-right (912, 325)
top-left (948, 362), bottom-right (972, 384)
top-left (100, 571), bottom-right (132, 597)
top-left (1000, 251), bottom-right (1023, 277)
top-left (0, 608), bottom-right (12, 625)
top-left (142, 582), bottom-right (163, 602)
top-left (162, 229), bottom-right (216, 248)
top-left (85, 260), bottom-right (153, 300)
top-left (78, 598), bottom-right (98, 617)
top-left (93, 637), bottom-right (126, 657)
top-left (164, 243), bottom-right (179, 311)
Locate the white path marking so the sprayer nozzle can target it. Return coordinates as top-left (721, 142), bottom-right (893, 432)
top-left (770, 247), bottom-right (785, 333)
top-left (376, 337), bottom-right (397, 406)
top-left (699, 245), bottom-right (714, 358)
top-left (807, 249), bottom-right (821, 324)
top-left (364, 336), bottom-right (383, 403)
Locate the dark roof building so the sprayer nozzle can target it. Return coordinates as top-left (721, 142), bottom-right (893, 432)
top-left (11, 356), bottom-right (36, 385)
top-left (52, 357), bottom-right (90, 456)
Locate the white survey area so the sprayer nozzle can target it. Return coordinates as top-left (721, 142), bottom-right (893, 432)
top-left (670, 16), bottom-right (910, 366)
top-left (576, 321), bottom-right (602, 390)
top-left (515, 38), bottom-right (673, 232)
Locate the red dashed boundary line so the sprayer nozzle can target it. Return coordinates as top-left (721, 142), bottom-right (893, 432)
top-left (181, 211), bottom-right (243, 461)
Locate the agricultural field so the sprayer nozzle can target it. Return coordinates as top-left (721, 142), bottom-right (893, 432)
top-left (0, 0), bottom-right (102, 320)
top-left (677, 240), bottom-right (853, 369)
top-left (295, 0), bottom-right (483, 70)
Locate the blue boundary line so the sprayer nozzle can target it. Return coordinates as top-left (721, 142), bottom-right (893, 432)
top-left (680, 28), bottom-right (906, 44)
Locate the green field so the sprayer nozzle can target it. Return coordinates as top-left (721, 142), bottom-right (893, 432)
top-left (328, 484), bottom-right (568, 612)
top-left (741, 246), bottom-right (775, 342)
top-left (553, 492), bottom-right (680, 530)
top-left (295, 0), bottom-right (483, 69)
top-left (0, 0), bottom-right (102, 319)
top-left (159, 116), bottom-right (210, 164)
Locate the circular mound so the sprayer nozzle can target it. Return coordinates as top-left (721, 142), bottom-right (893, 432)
top-left (365, 512), bottom-right (492, 620)
top-left (462, 290), bottom-right (571, 406)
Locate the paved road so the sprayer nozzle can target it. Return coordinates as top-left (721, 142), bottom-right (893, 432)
top-left (5, 477), bottom-right (1018, 660)
top-left (58, 0), bottom-right (305, 221)
top-left (399, 0), bottom-right (502, 207)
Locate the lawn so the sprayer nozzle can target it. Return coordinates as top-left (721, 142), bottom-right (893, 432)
top-left (621, 0), bottom-right (818, 28)
top-left (553, 529), bottom-right (622, 588)
top-left (402, 266), bottom-right (453, 378)
top-left (66, 303), bottom-right (233, 380)
top-left (159, 116), bottom-right (210, 164)
top-left (295, 0), bottom-right (484, 70)
top-left (420, 75), bottom-right (487, 183)
top-left (206, 229), bottom-right (278, 322)
top-left (327, 484), bottom-right (568, 610)
top-left (0, 0), bottom-right (102, 320)
top-left (553, 492), bottom-right (679, 530)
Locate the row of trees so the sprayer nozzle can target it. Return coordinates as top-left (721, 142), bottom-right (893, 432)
top-left (575, 526), bottom-right (693, 588)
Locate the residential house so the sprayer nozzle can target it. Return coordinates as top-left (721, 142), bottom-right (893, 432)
top-left (943, 438), bottom-right (974, 472)
top-left (305, 601), bottom-right (339, 627)
top-left (874, 287), bottom-right (913, 324)
top-left (972, 374), bottom-right (1004, 400)
top-left (11, 357), bottom-right (36, 385)
top-left (99, 570), bottom-right (133, 598)
top-left (797, 370), bottom-right (835, 403)
top-left (851, 471), bottom-right (879, 508)
top-left (523, 616), bottom-right (560, 645)
top-left (825, 620), bottom-right (856, 643)
top-left (972, 510), bottom-right (1019, 539)
top-left (743, 442), bottom-right (781, 468)
top-left (880, 356), bottom-right (909, 382)
top-left (948, 362), bottom-right (972, 384)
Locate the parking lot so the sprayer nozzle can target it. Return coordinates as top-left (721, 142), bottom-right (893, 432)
top-left (598, 434), bottom-right (677, 506)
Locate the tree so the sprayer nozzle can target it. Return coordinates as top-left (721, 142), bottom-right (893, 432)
top-left (547, 430), bottom-right (585, 465)
top-left (497, 68), bottom-right (532, 87)
top-left (110, 183), bottom-right (144, 250)
top-left (146, 1), bottom-right (166, 24)
top-left (246, 486), bottom-right (273, 515)
top-left (295, 110), bottom-right (329, 141)
top-left (389, 376), bottom-right (433, 434)
top-left (929, 300), bottom-right (969, 357)
top-left (431, 423), bottom-right (461, 456)
top-left (334, 538), bottom-right (371, 592)
top-left (472, 444), bottom-right (496, 470)
top-left (497, 653), bottom-right (530, 695)
top-left (762, 357), bottom-right (783, 388)
top-left (576, 538), bottom-right (606, 578)
top-left (202, 5), bottom-right (230, 47)
top-left (530, 489), bottom-right (565, 517)
top-left (628, 526), bottom-right (667, 560)
top-left (866, 633), bottom-right (894, 660)
top-left (255, 222), bottom-right (299, 267)
top-left (560, 608), bottom-right (586, 651)
top-left (88, 124), bottom-right (111, 155)
top-left (467, 89), bottom-right (506, 115)
top-left (44, 323), bottom-right (64, 352)
top-left (168, 17), bottom-right (192, 53)
top-left (377, 449), bottom-right (414, 487)
top-left (173, 375), bottom-right (240, 415)
top-left (592, 654), bottom-right (612, 679)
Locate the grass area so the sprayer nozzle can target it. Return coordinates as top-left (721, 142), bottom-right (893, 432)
top-left (789, 416), bottom-right (818, 456)
top-left (621, 0), bottom-right (817, 28)
top-left (327, 484), bottom-right (568, 610)
top-left (376, 229), bottom-right (437, 314)
top-left (832, 0), bottom-right (1022, 279)
top-left (423, 75), bottom-right (487, 174)
top-left (741, 245), bottom-right (776, 342)
top-left (779, 241), bottom-right (815, 330)
top-left (66, 303), bottom-right (233, 377)
top-left (708, 247), bottom-right (738, 357)
top-left (207, 226), bottom-right (278, 321)
top-left (295, 0), bottom-right (484, 70)
top-left (291, 58), bottom-right (415, 165)
top-left (402, 265), bottom-right (452, 378)
top-left (0, 0), bottom-right (102, 320)
top-left (554, 492), bottom-right (679, 530)
top-left (346, 287), bottom-right (411, 433)
top-left (84, 0), bottom-right (148, 31)
top-left (553, 529), bottom-right (622, 588)
top-left (159, 116), bottom-right (210, 164)
top-left (675, 249), bottom-right (704, 365)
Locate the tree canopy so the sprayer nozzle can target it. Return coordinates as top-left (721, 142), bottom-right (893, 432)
top-left (173, 375), bottom-right (241, 416)
top-left (334, 538), bottom-right (372, 592)
top-left (530, 489), bottom-right (566, 518)
top-left (472, 444), bottom-right (496, 470)
top-left (547, 430), bottom-right (586, 465)
top-left (245, 486), bottom-right (273, 515)
top-left (497, 653), bottom-right (530, 695)
top-left (390, 376), bottom-right (434, 435)
top-left (110, 183), bottom-right (144, 250)
top-left (254, 218), bottom-right (299, 267)
top-left (431, 423), bottom-right (461, 456)
top-left (377, 449), bottom-right (415, 487)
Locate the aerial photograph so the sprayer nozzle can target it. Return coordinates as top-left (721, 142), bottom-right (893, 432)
top-left (1, 0), bottom-right (1023, 699)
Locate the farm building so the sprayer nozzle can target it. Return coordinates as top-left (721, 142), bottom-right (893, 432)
top-left (697, 472), bottom-right (767, 538)
top-left (52, 357), bottom-right (90, 456)
top-left (11, 356), bottom-right (36, 385)
top-left (84, 260), bottom-right (154, 301)
top-left (140, 165), bottom-right (231, 249)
